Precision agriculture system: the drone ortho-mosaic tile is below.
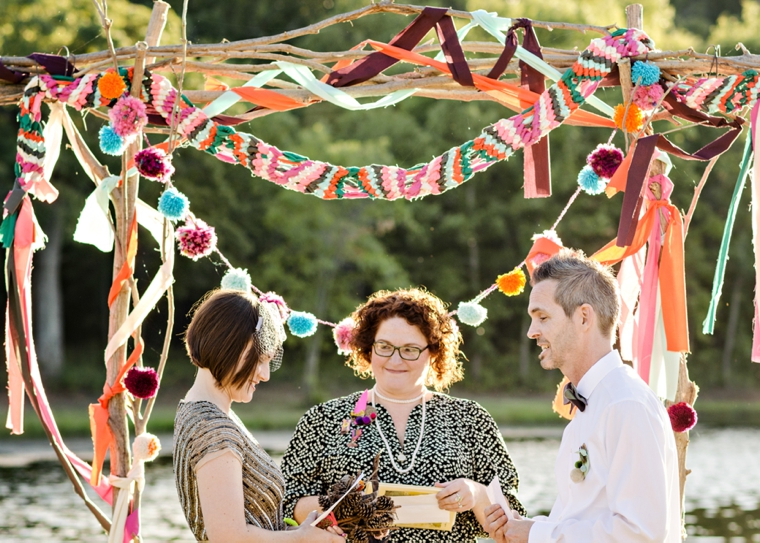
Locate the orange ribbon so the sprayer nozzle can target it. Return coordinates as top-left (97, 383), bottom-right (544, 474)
top-left (108, 211), bottom-right (138, 307)
top-left (89, 338), bottom-right (144, 485)
top-left (592, 200), bottom-right (689, 353)
top-left (525, 236), bottom-right (564, 276)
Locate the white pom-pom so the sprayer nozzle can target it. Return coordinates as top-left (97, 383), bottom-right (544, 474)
top-left (457, 301), bottom-right (488, 327)
top-left (132, 432), bottom-right (161, 462)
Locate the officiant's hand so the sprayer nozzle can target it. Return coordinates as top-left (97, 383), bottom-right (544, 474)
top-left (435, 478), bottom-right (478, 511)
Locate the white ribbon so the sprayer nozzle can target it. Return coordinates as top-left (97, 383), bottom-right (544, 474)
top-left (73, 175), bottom-right (120, 252)
top-left (107, 461), bottom-right (145, 543)
top-left (42, 102), bottom-right (64, 184)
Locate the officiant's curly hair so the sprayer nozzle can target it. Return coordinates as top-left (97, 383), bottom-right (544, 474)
top-left (531, 249), bottom-right (620, 338)
top-left (347, 288), bottom-right (464, 392)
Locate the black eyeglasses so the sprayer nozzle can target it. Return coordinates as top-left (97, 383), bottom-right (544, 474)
top-left (372, 341), bottom-right (429, 361)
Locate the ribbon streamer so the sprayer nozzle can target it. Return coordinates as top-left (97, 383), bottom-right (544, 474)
top-left (751, 102), bottom-right (760, 362)
top-left (703, 130), bottom-right (752, 334)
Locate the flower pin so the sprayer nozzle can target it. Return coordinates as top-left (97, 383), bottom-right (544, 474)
top-left (342, 390), bottom-right (376, 447)
top-left (571, 444), bottom-right (590, 483)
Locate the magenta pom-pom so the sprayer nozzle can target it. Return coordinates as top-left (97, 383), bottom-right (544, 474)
top-left (587, 144), bottom-right (624, 179)
top-left (667, 402), bottom-right (697, 433)
top-left (135, 147), bottom-right (175, 182)
top-left (124, 366), bottom-right (159, 399)
top-left (333, 317), bottom-right (356, 355)
top-left (632, 84), bottom-right (665, 111)
top-left (176, 219), bottom-right (217, 260)
top-left (109, 96), bottom-right (147, 139)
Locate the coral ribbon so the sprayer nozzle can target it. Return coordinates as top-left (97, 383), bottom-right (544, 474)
top-left (593, 188), bottom-right (689, 353)
top-left (89, 338), bottom-right (143, 486)
top-left (525, 236), bottom-right (563, 276)
top-left (107, 211), bottom-right (138, 307)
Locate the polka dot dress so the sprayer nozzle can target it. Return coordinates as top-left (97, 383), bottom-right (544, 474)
top-left (281, 391), bottom-right (525, 542)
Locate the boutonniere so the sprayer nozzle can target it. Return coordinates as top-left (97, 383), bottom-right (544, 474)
top-left (570, 444), bottom-right (590, 482)
top-left (340, 390), bottom-right (376, 447)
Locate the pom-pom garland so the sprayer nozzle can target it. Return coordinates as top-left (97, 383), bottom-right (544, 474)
top-left (333, 317), bottom-right (356, 355)
top-left (221, 267), bottom-right (252, 292)
top-left (124, 366), bottom-right (159, 399)
top-left (497, 268), bottom-right (526, 296)
top-left (98, 125), bottom-right (126, 156)
top-left (457, 301), bottom-right (488, 327)
top-left (532, 229), bottom-right (563, 245)
top-left (135, 147), bottom-right (175, 182)
top-left (631, 61), bottom-right (661, 86)
top-left (667, 402), bottom-right (697, 433)
top-left (613, 103), bottom-right (645, 133)
top-left (158, 187), bottom-right (189, 221)
top-left (132, 432), bottom-right (161, 462)
top-left (287, 311), bottom-right (319, 337)
top-left (109, 96), bottom-right (147, 139)
top-left (586, 144), bottom-right (624, 179)
top-left (176, 219), bottom-right (217, 260)
top-left (97, 70), bottom-right (127, 100)
top-left (632, 84), bottom-right (665, 111)
top-left (577, 165), bottom-right (608, 195)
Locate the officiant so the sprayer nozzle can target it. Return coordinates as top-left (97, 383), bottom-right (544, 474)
top-left (280, 288), bottom-right (525, 542)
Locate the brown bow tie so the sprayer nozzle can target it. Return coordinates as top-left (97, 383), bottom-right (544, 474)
top-left (563, 382), bottom-right (588, 414)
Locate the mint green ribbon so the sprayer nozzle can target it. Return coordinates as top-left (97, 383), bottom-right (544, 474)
top-left (703, 130), bottom-right (753, 334)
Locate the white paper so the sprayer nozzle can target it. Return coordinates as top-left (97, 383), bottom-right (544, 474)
top-left (486, 475), bottom-right (512, 512)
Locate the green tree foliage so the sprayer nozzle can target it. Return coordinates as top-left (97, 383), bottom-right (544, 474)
top-left (2, 0), bottom-right (759, 396)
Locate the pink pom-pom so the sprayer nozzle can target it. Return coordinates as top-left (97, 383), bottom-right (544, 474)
top-left (135, 147), bottom-right (175, 182)
top-left (176, 219), bottom-right (217, 260)
top-left (260, 292), bottom-right (290, 320)
top-left (667, 402), bottom-right (697, 433)
top-left (632, 84), bottom-right (665, 111)
top-left (587, 144), bottom-right (624, 179)
top-left (333, 317), bottom-right (356, 355)
top-left (124, 366), bottom-right (159, 399)
top-left (108, 96), bottom-right (147, 139)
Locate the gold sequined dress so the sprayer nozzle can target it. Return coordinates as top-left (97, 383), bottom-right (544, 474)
top-left (173, 400), bottom-right (286, 541)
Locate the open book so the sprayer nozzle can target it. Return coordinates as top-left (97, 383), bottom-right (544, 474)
top-left (371, 482), bottom-right (456, 531)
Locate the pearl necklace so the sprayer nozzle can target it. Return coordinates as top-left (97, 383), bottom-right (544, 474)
top-left (372, 386), bottom-right (427, 404)
top-left (371, 388), bottom-right (428, 474)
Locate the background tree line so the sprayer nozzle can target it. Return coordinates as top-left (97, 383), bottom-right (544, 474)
top-left (1, 0), bottom-right (759, 403)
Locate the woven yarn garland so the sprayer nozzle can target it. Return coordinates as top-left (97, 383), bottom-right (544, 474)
top-left (13, 29), bottom-right (661, 202)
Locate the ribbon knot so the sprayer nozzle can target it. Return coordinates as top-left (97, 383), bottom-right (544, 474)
top-left (563, 382), bottom-right (588, 414)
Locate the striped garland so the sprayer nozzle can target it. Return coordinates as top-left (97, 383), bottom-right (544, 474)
top-left (14, 28), bottom-right (677, 202)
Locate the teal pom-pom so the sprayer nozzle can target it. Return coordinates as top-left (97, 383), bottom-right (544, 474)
top-left (287, 311), bottom-right (318, 337)
top-left (99, 125), bottom-right (126, 156)
top-left (457, 301), bottom-right (488, 327)
top-left (158, 187), bottom-right (189, 221)
top-left (578, 165), bottom-right (607, 195)
top-left (221, 268), bottom-right (251, 291)
top-left (632, 61), bottom-right (660, 86)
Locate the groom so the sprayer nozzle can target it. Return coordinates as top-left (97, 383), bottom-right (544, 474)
top-left (486, 250), bottom-right (681, 542)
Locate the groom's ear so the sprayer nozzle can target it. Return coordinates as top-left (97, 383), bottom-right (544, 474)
top-left (577, 303), bottom-right (595, 332)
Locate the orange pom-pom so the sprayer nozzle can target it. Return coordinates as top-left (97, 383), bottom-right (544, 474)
top-left (496, 267), bottom-right (526, 296)
top-left (613, 103), bottom-right (644, 133)
top-left (98, 71), bottom-right (127, 100)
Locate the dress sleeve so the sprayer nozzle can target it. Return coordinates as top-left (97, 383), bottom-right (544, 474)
top-left (281, 402), bottom-right (330, 519)
top-left (186, 415), bottom-right (246, 472)
top-left (467, 401), bottom-right (527, 516)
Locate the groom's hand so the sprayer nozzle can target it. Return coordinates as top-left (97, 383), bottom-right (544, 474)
top-left (502, 510), bottom-right (533, 543)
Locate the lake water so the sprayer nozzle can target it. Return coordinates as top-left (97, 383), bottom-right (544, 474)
top-left (0, 427), bottom-right (758, 542)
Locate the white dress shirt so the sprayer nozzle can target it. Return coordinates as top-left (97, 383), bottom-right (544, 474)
top-left (528, 351), bottom-right (681, 543)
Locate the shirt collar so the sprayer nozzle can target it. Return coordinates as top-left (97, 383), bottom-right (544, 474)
top-left (576, 350), bottom-right (623, 400)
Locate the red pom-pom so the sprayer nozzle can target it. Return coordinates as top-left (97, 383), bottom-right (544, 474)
top-left (667, 402), bottom-right (697, 433)
top-left (587, 144), bottom-right (624, 179)
top-left (176, 218), bottom-right (217, 260)
top-left (124, 366), bottom-right (159, 399)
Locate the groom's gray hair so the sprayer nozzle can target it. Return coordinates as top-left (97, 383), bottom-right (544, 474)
top-left (531, 249), bottom-right (620, 338)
